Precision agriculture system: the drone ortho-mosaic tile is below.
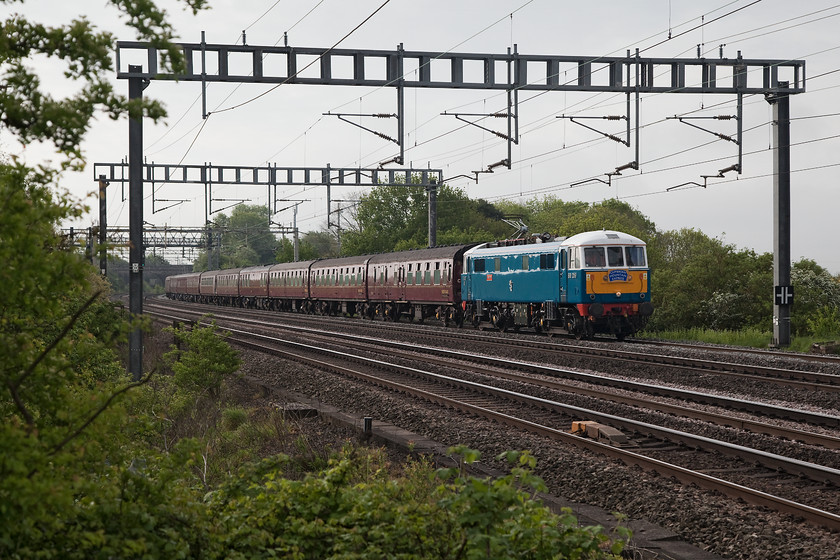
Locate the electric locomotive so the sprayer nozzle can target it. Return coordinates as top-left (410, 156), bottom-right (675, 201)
top-left (460, 230), bottom-right (653, 339)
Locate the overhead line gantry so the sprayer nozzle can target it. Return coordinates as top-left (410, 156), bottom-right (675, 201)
top-left (115, 39), bottom-right (805, 379)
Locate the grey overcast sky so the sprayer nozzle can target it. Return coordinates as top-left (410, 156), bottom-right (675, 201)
top-left (6, 1), bottom-right (840, 272)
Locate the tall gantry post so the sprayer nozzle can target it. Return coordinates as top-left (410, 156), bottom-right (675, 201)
top-left (128, 65), bottom-right (146, 381)
top-left (768, 82), bottom-right (792, 346)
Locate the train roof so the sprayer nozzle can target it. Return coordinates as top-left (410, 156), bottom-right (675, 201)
top-left (201, 268), bottom-right (243, 276)
top-left (561, 230), bottom-right (646, 247)
top-left (268, 260), bottom-right (318, 271)
top-left (464, 230), bottom-right (646, 258)
top-left (311, 254), bottom-right (370, 268)
top-left (368, 243), bottom-right (478, 263)
top-left (240, 264), bottom-right (274, 274)
top-left (167, 271), bottom-right (201, 280)
top-left (464, 240), bottom-right (564, 257)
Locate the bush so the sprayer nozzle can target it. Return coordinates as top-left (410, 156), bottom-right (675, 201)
top-left (164, 319), bottom-right (241, 398)
top-left (206, 446), bottom-right (628, 559)
top-left (807, 306), bottom-right (840, 340)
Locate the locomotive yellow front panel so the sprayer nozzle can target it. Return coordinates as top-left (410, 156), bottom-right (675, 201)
top-left (586, 270), bottom-right (648, 295)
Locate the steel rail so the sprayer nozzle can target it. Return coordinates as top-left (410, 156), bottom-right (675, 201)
top-left (631, 337), bottom-right (840, 366)
top-left (153, 299), bottom-right (840, 388)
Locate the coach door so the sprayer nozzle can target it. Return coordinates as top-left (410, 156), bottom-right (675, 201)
top-left (396, 265), bottom-right (406, 301)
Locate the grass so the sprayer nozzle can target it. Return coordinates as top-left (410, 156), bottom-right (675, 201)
top-left (639, 327), bottom-right (831, 353)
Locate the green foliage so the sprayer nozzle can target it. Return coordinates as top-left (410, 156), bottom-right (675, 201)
top-left (807, 306), bottom-right (840, 340)
top-left (647, 228), bottom-right (773, 332)
top-left (206, 446), bottom-right (626, 559)
top-left (0, 163), bottom-right (132, 434)
top-left (275, 230), bottom-right (340, 262)
top-left (790, 259), bottom-right (840, 336)
top-left (0, 163), bottom-right (209, 560)
top-left (1, 0), bottom-right (208, 171)
top-left (164, 320), bottom-right (241, 398)
top-left (341, 180), bottom-right (509, 254)
top-left (194, 205), bottom-right (281, 270)
top-left (559, 198), bottom-right (657, 242)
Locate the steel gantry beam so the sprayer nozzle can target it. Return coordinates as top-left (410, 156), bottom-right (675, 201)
top-left (94, 161), bottom-right (441, 229)
top-left (102, 226), bottom-right (304, 248)
top-left (117, 41), bottom-right (804, 94)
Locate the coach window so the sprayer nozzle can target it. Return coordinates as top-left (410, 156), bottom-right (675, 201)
top-left (522, 255), bottom-right (530, 271)
top-left (494, 258), bottom-right (501, 272)
top-left (434, 262), bottom-right (441, 285)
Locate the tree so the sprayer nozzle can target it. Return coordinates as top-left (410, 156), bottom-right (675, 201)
top-left (560, 199), bottom-right (657, 242)
top-left (2, 2), bottom-right (214, 556)
top-left (791, 259), bottom-right (840, 336)
top-left (341, 180), bottom-right (509, 255)
top-left (193, 205), bottom-right (281, 270)
top-left (274, 230), bottom-right (342, 262)
top-left (646, 228), bottom-right (774, 332)
top-left (521, 196), bottom-right (590, 237)
top-left (1, 0), bottom-right (208, 173)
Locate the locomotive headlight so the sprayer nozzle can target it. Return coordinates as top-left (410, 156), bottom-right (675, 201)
top-left (602, 275), bottom-right (608, 282)
top-left (616, 291), bottom-right (622, 297)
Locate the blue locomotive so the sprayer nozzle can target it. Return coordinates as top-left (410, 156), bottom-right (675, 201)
top-left (460, 230), bottom-right (653, 339)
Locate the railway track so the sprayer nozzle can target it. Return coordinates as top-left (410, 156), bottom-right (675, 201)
top-left (148, 304), bottom-right (840, 531)
top-left (150, 298), bottom-right (840, 391)
top-left (631, 336), bottom-right (840, 366)
top-left (150, 302), bottom-right (840, 434)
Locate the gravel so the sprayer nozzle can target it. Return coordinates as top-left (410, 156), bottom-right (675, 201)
top-left (238, 347), bottom-right (840, 560)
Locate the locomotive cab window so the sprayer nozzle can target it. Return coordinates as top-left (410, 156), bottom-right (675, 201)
top-left (626, 246), bottom-right (646, 267)
top-left (607, 246), bottom-right (624, 267)
top-left (584, 247), bottom-right (605, 268)
top-left (474, 258), bottom-right (485, 273)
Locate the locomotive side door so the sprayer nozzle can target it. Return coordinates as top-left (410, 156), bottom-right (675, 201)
top-left (559, 249), bottom-right (568, 303)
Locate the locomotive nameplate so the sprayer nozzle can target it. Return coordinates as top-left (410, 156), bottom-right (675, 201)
top-left (608, 270), bottom-right (628, 282)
